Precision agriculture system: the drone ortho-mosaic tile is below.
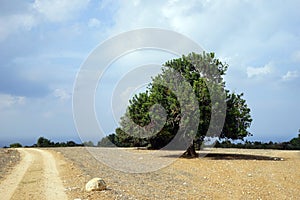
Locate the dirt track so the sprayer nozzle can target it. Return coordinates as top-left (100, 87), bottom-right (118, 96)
top-left (0, 148), bottom-right (67, 200)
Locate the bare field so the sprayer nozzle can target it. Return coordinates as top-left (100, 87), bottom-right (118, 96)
top-left (52, 147), bottom-right (300, 200)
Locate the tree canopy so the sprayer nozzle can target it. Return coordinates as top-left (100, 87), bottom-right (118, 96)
top-left (9, 143), bottom-right (22, 148)
top-left (106, 52), bottom-right (252, 157)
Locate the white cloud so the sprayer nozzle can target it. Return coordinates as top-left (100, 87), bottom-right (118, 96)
top-left (0, 0), bottom-right (90, 41)
top-left (53, 89), bottom-right (71, 101)
top-left (161, 0), bottom-right (204, 31)
top-left (247, 63), bottom-right (272, 78)
top-left (106, 1), bottom-right (169, 34)
top-left (33, 0), bottom-right (89, 22)
top-left (88, 18), bottom-right (101, 28)
top-left (282, 70), bottom-right (299, 81)
top-left (0, 14), bottom-right (37, 41)
top-left (0, 94), bottom-right (26, 109)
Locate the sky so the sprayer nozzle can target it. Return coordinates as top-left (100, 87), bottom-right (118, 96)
top-left (0, 0), bottom-right (300, 146)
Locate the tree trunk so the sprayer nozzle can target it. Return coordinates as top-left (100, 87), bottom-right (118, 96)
top-left (182, 142), bottom-right (198, 158)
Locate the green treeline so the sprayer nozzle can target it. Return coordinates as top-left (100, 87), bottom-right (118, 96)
top-left (98, 133), bottom-right (300, 150)
top-left (5, 134), bottom-right (300, 150)
top-left (215, 134), bottom-right (300, 150)
top-left (6, 136), bottom-right (84, 148)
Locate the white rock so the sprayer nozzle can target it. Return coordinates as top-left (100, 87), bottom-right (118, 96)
top-left (85, 178), bottom-right (106, 192)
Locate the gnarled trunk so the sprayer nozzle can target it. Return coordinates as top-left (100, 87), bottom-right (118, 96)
top-left (182, 142), bottom-right (198, 158)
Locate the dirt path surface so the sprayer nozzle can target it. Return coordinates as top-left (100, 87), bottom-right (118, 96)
top-left (0, 148), bottom-right (68, 200)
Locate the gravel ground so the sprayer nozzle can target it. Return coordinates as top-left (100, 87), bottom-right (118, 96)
top-left (0, 149), bottom-right (20, 181)
top-left (52, 147), bottom-right (300, 200)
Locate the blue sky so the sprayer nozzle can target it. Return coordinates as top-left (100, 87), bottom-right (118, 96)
top-left (0, 0), bottom-right (300, 146)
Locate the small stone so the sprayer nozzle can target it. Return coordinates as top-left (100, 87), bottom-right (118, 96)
top-left (85, 178), bottom-right (106, 192)
top-left (247, 173), bottom-right (252, 177)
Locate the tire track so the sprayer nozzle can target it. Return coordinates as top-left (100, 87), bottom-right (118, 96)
top-left (35, 148), bottom-right (68, 200)
top-left (0, 148), bottom-right (68, 200)
top-left (0, 149), bottom-right (32, 200)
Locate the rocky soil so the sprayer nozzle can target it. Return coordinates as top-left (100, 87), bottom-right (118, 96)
top-left (52, 147), bottom-right (300, 200)
top-left (0, 149), bottom-right (20, 181)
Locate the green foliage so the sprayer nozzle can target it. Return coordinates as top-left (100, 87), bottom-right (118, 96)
top-left (222, 93), bottom-right (252, 139)
top-left (215, 133), bottom-right (300, 150)
top-left (113, 128), bottom-right (148, 147)
top-left (9, 143), bottom-right (22, 148)
top-left (35, 136), bottom-right (82, 147)
top-left (83, 141), bottom-right (94, 147)
top-left (289, 134), bottom-right (300, 149)
top-left (115, 52), bottom-right (252, 151)
top-left (37, 136), bottom-right (54, 147)
top-left (66, 141), bottom-right (78, 147)
top-left (98, 134), bottom-right (117, 147)
top-left (148, 130), bottom-right (174, 149)
top-left (6, 137), bottom-right (84, 148)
